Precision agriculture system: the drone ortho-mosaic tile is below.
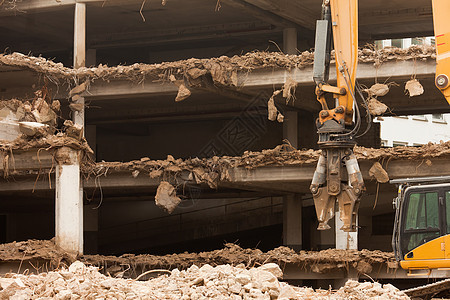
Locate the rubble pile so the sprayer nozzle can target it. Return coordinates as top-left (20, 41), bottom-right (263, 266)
top-left (0, 260), bottom-right (409, 299)
top-left (0, 45), bottom-right (436, 88)
top-left (0, 240), bottom-right (399, 276)
top-left (84, 141), bottom-right (450, 189)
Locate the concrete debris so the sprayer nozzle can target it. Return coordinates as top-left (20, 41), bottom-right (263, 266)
top-left (0, 241), bottom-right (398, 276)
top-left (175, 82), bottom-right (192, 102)
top-left (155, 181), bottom-right (182, 214)
top-left (277, 112), bottom-right (284, 123)
top-left (0, 45), bottom-right (436, 89)
top-left (85, 142), bottom-right (450, 189)
top-left (369, 162), bottom-right (390, 183)
top-left (268, 96), bottom-right (278, 121)
top-left (18, 121), bottom-right (49, 137)
top-left (366, 83), bottom-right (390, 97)
top-left (404, 79), bottom-right (424, 97)
top-left (368, 98), bottom-right (388, 116)
top-left (0, 261), bottom-right (409, 300)
top-left (69, 81), bottom-right (88, 97)
top-left (69, 102), bottom-right (85, 112)
top-left (63, 120), bottom-right (83, 140)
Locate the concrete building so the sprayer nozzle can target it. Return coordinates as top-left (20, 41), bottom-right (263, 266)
top-left (0, 0), bottom-right (449, 284)
top-left (378, 113), bottom-right (450, 147)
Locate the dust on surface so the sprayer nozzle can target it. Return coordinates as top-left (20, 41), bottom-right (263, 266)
top-left (0, 45), bottom-right (436, 94)
top-left (0, 240), bottom-right (398, 277)
top-left (83, 142), bottom-right (450, 189)
top-left (0, 260), bottom-right (409, 299)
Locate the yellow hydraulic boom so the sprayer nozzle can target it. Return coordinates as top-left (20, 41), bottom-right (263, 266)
top-left (433, 0), bottom-right (450, 104)
top-left (311, 0), bottom-right (450, 235)
top-left (310, 0), bottom-right (363, 232)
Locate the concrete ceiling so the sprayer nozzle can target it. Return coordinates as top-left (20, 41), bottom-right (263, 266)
top-left (0, 0), bottom-right (436, 66)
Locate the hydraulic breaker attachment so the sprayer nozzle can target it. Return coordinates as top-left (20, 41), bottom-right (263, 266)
top-left (310, 0), bottom-right (364, 232)
top-left (310, 145), bottom-right (365, 232)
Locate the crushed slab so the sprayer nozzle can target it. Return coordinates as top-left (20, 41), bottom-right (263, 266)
top-left (0, 260), bottom-right (409, 299)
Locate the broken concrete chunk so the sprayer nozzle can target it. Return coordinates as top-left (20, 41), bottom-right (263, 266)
top-left (175, 83), bottom-right (191, 102)
top-left (63, 120), bottom-right (83, 140)
top-left (69, 82), bottom-right (88, 97)
top-left (18, 122), bottom-right (49, 137)
top-left (405, 79), bottom-right (424, 97)
top-left (186, 68), bottom-right (207, 79)
top-left (369, 162), bottom-right (389, 183)
top-left (268, 97), bottom-right (278, 121)
top-left (71, 94), bottom-right (82, 102)
top-left (368, 98), bottom-right (388, 116)
top-left (155, 181), bottom-right (181, 214)
top-left (69, 102), bottom-right (85, 112)
top-left (277, 112), bottom-right (284, 123)
top-left (32, 98), bottom-right (57, 125)
top-left (256, 263), bottom-right (283, 279)
top-left (51, 100), bottom-right (61, 111)
top-left (367, 83), bottom-right (390, 97)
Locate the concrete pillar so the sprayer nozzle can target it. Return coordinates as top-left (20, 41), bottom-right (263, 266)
top-left (335, 211), bottom-right (357, 250)
top-left (55, 147), bottom-right (83, 254)
top-left (54, 3), bottom-right (86, 254)
top-left (283, 194), bottom-right (302, 251)
top-left (283, 111), bottom-right (298, 148)
top-left (283, 28), bottom-right (298, 55)
top-left (73, 3), bottom-right (86, 69)
top-left (73, 3), bottom-right (86, 128)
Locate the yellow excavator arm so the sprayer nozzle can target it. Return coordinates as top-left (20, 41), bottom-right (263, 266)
top-left (433, 0), bottom-right (450, 104)
top-left (310, 0), bottom-right (363, 232)
top-left (311, 0), bottom-right (450, 234)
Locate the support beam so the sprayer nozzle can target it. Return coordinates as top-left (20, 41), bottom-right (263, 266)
top-left (55, 147), bottom-right (83, 254)
top-left (283, 28), bottom-right (297, 55)
top-left (283, 194), bottom-right (302, 251)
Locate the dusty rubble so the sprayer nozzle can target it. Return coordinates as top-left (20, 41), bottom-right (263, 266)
top-left (0, 260), bottom-right (409, 300)
top-left (0, 260), bottom-right (409, 299)
top-left (0, 240), bottom-right (398, 277)
top-left (84, 141), bottom-right (450, 189)
top-left (0, 45), bottom-right (436, 93)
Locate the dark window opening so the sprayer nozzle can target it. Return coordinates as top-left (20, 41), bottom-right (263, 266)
top-left (372, 213), bottom-right (395, 235)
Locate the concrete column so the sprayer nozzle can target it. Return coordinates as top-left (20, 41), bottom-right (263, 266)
top-left (55, 147), bottom-right (83, 254)
top-left (73, 3), bottom-right (86, 128)
top-left (335, 211), bottom-right (357, 250)
top-left (283, 111), bottom-right (298, 148)
top-left (283, 194), bottom-right (302, 251)
top-left (283, 28), bottom-right (297, 55)
top-left (54, 2), bottom-right (86, 254)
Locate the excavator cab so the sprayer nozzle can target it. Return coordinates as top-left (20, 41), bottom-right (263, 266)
top-left (392, 177), bottom-right (450, 271)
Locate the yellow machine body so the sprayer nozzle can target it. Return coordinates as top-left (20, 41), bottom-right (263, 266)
top-left (401, 235), bottom-right (450, 270)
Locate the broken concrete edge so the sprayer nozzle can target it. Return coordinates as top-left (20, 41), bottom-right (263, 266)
top-left (0, 45), bottom-right (436, 94)
top-left (0, 239), bottom-right (398, 276)
top-left (0, 133), bottom-right (93, 177)
top-left (82, 142), bottom-right (450, 188)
